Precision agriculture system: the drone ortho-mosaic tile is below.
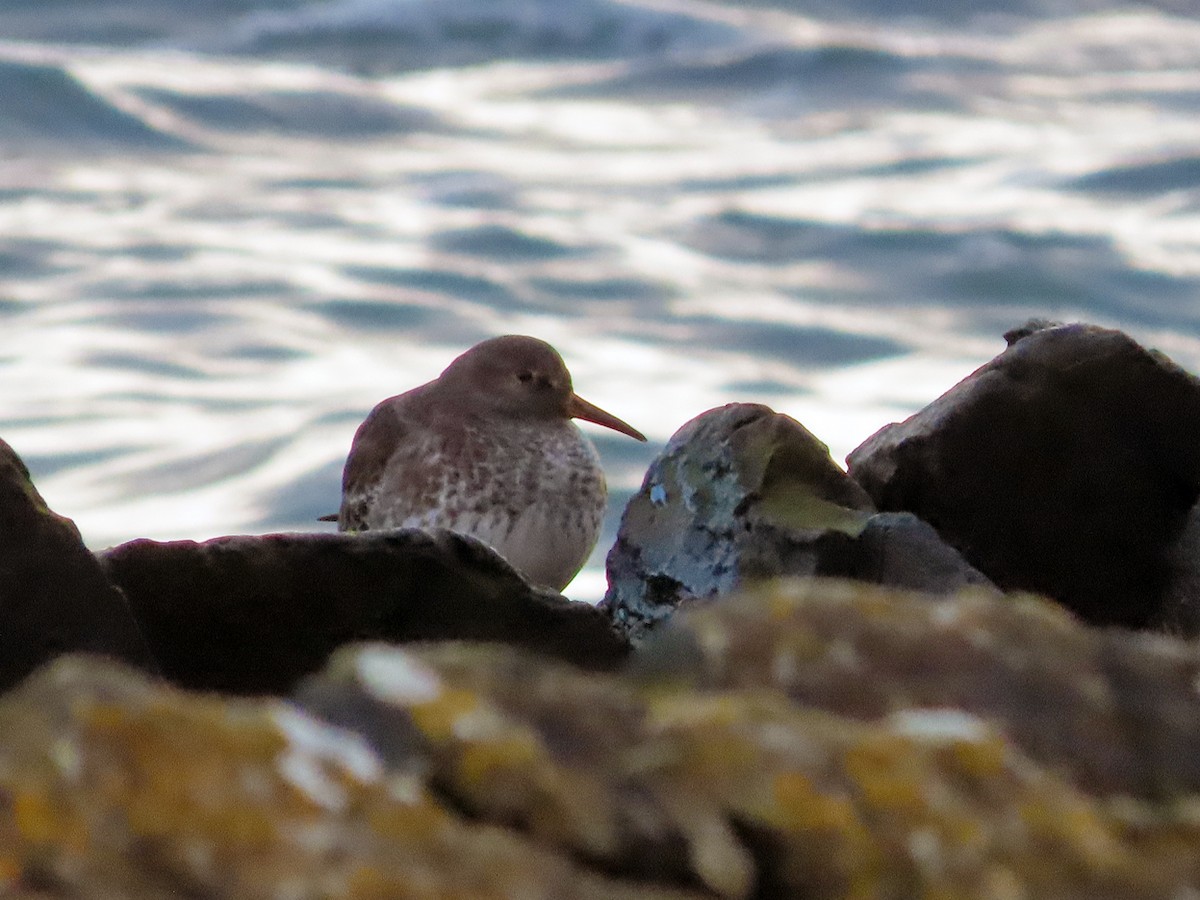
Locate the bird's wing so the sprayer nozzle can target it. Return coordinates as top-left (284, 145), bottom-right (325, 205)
top-left (337, 398), bottom-right (407, 531)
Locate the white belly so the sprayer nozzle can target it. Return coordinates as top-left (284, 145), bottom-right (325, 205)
top-left (450, 499), bottom-right (603, 591)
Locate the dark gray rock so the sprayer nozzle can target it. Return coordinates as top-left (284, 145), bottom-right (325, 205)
top-left (847, 322), bottom-right (1200, 630)
top-left (851, 511), bottom-right (996, 594)
top-left (1003, 317), bottom-right (1062, 345)
top-left (0, 438), bottom-right (155, 690)
top-left (98, 529), bottom-right (627, 694)
top-left (1159, 499), bottom-right (1200, 636)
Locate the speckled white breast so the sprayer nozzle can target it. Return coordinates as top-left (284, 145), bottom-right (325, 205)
top-left (365, 418), bottom-right (607, 591)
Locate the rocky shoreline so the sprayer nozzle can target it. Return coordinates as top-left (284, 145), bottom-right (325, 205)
top-left (1, 320), bottom-right (1199, 897)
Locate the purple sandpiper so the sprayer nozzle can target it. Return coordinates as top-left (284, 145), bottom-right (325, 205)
top-left (334, 335), bottom-right (646, 591)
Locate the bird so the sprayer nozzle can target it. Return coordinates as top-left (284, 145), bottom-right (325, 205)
top-left (331, 335), bottom-right (647, 591)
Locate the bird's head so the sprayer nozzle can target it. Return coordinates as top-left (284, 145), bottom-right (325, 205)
top-left (441, 335), bottom-right (646, 441)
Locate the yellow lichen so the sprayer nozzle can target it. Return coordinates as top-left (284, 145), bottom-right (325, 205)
top-left (766, 585), bottom-right (803, 620)
top-left (366, 784), bottom-right (451, 842)
top-left (760, 768), bottom-right (886, 899)
top-left (12, 789), bottom-right (58, 845)
top-left (456, 734), bottom-right (545, 790)
top-left (1018, 798), bottom-right (1126, 872)
top-left (772, 771), bottom-right (863, 836)
top-left (0, 854), bottom-right (18, 889)
top-left (945, 735), bottom-right (1008, 781)
top-left (9, 786), bottom-right (90, 858)
top-left (645, 692), bottom-right (750, 732)
top-left (406, 686), bottom-right (484, 743)
top-left (844, 738), bottom-right (928, 814)
top-left (756, 480), bottom-right (871, 536)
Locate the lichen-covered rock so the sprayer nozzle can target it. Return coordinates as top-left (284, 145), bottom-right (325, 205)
top-left (303, 643), bottom-right (748, 895)
top-left (3, 577), bottom-right (1199, 898)
top-left (0, 656), bottom-right (694, 900)
top-left (0, 438), bottom-right (155, 690)
top-left (632, 577), bottom-right (1200, 800)
top-left (601, 404), bottom-right (874, 640)
top-left (297, 627), bottom-right (1200, 899)
top-left (602, 404), bottom-right (989, 641)
top-left (99, 530), bottom-right (627, 695)
top-left (846, 322), bottom-right (1200, 630)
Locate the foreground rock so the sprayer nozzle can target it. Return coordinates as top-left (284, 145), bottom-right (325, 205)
top-left (0, 657), bottom-right (682, 900)
top-left (632, 578), bottom-right (1200, 799)
top-left (603, 404), bottom-right (990, 640)
top-left (2, 579), bottom-right (1198, 898)
top-left (0, 438), bottom-right (155, 691)
top-left (99, 530), bottom-right (627, 694)
top-left (847, 322), bottom-right (1200, 630)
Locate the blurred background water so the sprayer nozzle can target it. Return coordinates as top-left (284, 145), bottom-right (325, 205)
top-left (3, 0), bottom-right (1200, 598)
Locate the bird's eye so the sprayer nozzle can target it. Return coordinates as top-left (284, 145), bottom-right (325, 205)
top-left (517, 371), bottom-right (534, 383)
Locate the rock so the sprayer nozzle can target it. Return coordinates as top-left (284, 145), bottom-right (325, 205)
top-left (847, 322), bottom-right (1200, 630)
top-left (852, 511), bottom-right (996, 595)
top-left (98, 530), bottom-right (627, 695)
top-left (297, 643), bottom-right (741, 896)
top-left (1002, 317), bottom-right (1062, 345)
top-left (0, 655), bottom-right (687, 899)
top-left (601, 404), bottom-right (989, 641)
top-left (1161, 500), bottom-right (1200, 636)
top-left (0, 438), bottom-right (155, 690)
top-left (294, 597), bottom-right (1200, 898)
top-left (632, 577), bottom-right (1200, 800)
top-left (2, 579), bottom-right (1198, 898)
top-left (601, 404), bottom-right (874, 640)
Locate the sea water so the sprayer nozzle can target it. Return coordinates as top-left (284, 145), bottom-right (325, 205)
top-left (2, 0), bottom-right (1199, 598)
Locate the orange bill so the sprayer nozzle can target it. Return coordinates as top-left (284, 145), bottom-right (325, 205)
top-left (568, 394), bottom-right (647, 441)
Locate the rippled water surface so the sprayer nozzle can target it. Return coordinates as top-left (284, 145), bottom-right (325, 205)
top-left (3, 0), bottom-right (1200, 597)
